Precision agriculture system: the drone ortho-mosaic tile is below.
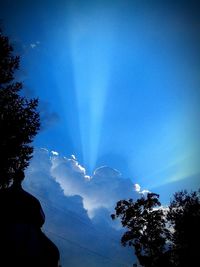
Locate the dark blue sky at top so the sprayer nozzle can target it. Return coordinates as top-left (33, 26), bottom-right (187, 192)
top-left (0, 0), bottom-right (200, 202)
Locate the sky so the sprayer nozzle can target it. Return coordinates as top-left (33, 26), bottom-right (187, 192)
top-left (0, 0), bottom-right (200, 199)
top-left (0, 1), bottom-right (200, 265)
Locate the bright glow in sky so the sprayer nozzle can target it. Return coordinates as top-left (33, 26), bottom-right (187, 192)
top-left (0, 0), bottom-right (199, 201)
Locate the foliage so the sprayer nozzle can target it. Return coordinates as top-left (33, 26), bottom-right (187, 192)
top-left (111, 193), bottom-right (171, 267)
top-left (112, 189), bottom-right (200, 267)
top-left (167, 189), bottom-right (200, 267)
top-left (0, 29), bottom-right (40, 188)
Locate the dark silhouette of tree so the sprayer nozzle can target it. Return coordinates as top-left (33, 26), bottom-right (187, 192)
top-left (112, 189), bottom-right (200, 267)
top-left (0, 29), bottom-right (40, 189)
top-left (111, 193), bottom-right (171, 267)
top-left (167, 189), bottom-right (200, 267)
top-left (0, 29), bottom-right (60, 266)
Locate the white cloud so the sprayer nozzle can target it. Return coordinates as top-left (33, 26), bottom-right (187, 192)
top-left (30, 41), bottom-right (40, 49)
top-left (140, 189), bottom-right (151, 195)
top-left (70, 159), bottom-right (86, 174)
top-left (23, 148), bottom-right (135, 267)
top-left (51, 158), bottom-right (138, 217)
top-left (134, 183), bottom-right (141, 192)
top-left (26, 149), bottom-right (147, 218)
top-left (51, 150), bottom-right (59, 156)
top-left (30, 43), bottom-right (36, 48)
top-left (134, 183), bottom-right (150, 196)
top-left (25, 147), bottom-right (141, 219)
top-left (85, 175), bottom-right (91, 180)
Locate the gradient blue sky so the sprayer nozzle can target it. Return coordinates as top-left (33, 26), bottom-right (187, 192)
top-left (1, 0), bottom-right (200, 202)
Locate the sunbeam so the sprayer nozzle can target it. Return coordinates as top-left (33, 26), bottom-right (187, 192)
top-left (68, 6), bottom-right (114, 172)
top-left (5, 0), bottom-right (198, 194)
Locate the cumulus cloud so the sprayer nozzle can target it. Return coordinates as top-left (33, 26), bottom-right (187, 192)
top-left (23, 148), bottom-right (136, 267)
top-left (25, 148), bottom-right (144, 219)
top-left (51, 157), bottom-right (138, 217)
top-left (140, 189), bottom-right (151, 195)
top-left (134, 183), bottom-right (141, 192)
top-left (51, 150), bottom-right (59, 156)
top-left (134, 183), bottom-right (150, 196)
top-left (71, 154), bottom-right (76, 160)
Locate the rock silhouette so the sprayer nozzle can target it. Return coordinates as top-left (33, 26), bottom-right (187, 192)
top-left (0, 170), bottom-right (60, 267)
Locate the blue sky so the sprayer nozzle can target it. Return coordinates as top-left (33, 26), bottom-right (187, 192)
top-left (0, 0), bottom-right (200, 202)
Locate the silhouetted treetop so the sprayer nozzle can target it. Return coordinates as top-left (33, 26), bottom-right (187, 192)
top-left (112, 193), bottom-right (171, 267)
top-left (0, 29), bottom-right (40, 189)
top-left (0, 33), bottom-right (19, 84)
top-left (112, 189), bottom-right (200, 267)
top-left (167, 189), bottom-right (200, 267)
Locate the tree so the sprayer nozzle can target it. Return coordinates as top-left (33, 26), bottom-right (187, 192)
top-left (0, 28), bottom-right (60, 267)
top-left (167, 189), bottom-right (200, 267)
top-left (112, 189), bottom-right (200, 267)
top-left (111, 193), bottom-right (171, 267)
top-left (0, 29), bottom-right (40, 189)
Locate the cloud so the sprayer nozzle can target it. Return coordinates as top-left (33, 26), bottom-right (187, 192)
top-left (51, 157), bottom-right (138, 218)
top-left (30, 41), bottom-right (40, 49)
top-left (71, 154), bottom-right (76, 160)
top-left (134, 183), bottom-right (150, 196)
top-left (134, 183), bottom-right (141, 192)
top-left (23, 148), bottom-right (135, 267)
top-left (51, 150), bottom-right (59, 156)
top-left (140, 189), bottom-right (151, 195)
